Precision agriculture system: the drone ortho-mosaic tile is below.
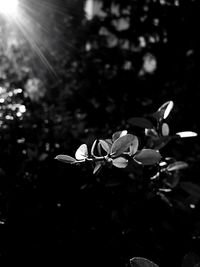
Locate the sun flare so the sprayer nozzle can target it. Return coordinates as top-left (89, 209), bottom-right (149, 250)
top-left (0, 0), bottom-right (19, 16)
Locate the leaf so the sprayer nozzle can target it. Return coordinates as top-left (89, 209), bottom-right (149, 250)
top-left (145, 128), bottom-right (158, 137)
top-left (167, 161), bottom-right (189, 171)
top-left (134, 149), bottom-right (162, 165)
top-left (180, 182), bottom-right (200, 200)
top-left (182, 252), bottom-right (200, 267)
top-left (97, 142), bottom-right (103, 156)
top-left (130, 257), bottom-right (159, 267)
top-left (99, 139), bottom-right (110, 154)
top-left (176, 131), bottom-right (198, 138)
top-left (105, 139), bottom-right (113, 147)
top-left (129, 136), bottom-right (139, 156)
top-left (157, 192), bottom-right (173, 207)
top-left (112, 157), bottom-right (128, 168)
top-left (128, 117), bottom-right (153, 129)
top-left (162, 100), bottom-right (174, 119)
top-left (148, 136), bottom-right (172, 150)
top-left (111, 134), bottom-right (138, 157)
top-left (91, 140), bottom-right (104, 157)
top-left (161, 123), bottom-right (170, 136)
top-left (75, 144), bottom-right (88, 160)
top-left (91, 140), bottom-right (98, 156)
top-left (55, 155), bottom-right (77, 164)
top-left (112, 130), bottom-right (128, 142)
top-left (93, 161), bottom-right (102, 174)
top-left (153, 101), bottom-right (174, 120)
top-left (39, 153), bottom-right (48, 161)
top-left (167, 174), bottom-right (180, 188)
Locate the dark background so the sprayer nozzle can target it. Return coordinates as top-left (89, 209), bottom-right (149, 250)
top-left (0, 0), bottom-right (200, 266)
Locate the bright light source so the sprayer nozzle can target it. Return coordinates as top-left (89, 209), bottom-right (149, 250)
top-left (84, 0), bottom-right (93, 20)
top-left (0, 0), bottom-right (19, 16)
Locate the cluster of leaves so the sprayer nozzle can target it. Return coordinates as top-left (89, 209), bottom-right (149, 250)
top-left (56, 100), bottom-right (197, 179)
top-left (55, 101), bottom-right (200, 217)
top-left (130, 252), bottom-right (200, 267)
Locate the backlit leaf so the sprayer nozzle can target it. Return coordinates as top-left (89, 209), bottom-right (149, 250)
top-left (105, 139), bottom-right (113, 147)
top-left (134, 149), bottom-right (161, 165)
top-left (75, 144), bottom-right (88, 160)
top-left (55, 155), bottom-right (77, 164)
top-left (91, 140), bottom-right (98, 156)
top-left (112, 130), bottom-right (128, 142)
top-left (99, 139), bottom-right (110, 154)
top-left (161, 123), bottom-right (170, 136)
top-left (153, 100), bottom-right (174, 120)
top-left (111, 134), bottom-right (138, 157)
top-left (130, 257), bottom-right (159, 267)
top-left (176, 131), bottom-right (198, 138)
top-left (129, 137), bottom-right (139, 156)
top-left (112, 157), bottom-right (128, 168)
top-left (145, 128), bottom-right (158, 137)
top-left (167, 161), bottom-right (188, 171)
top-left (163, 101), bottom-right (174, 119)
top-left (93, 161), bottom-right (102, 174)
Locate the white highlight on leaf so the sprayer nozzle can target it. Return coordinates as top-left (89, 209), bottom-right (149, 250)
top-left (167, 161), bottom-right (188, 171)
top-left (163, 101), bottom-right (174, 119)
top-left (112, 157), bottom-right (128, 168)
top-left (119, 130), bottom-right (128, 137)
top-left (176, 131), bottom-right (198, 138)
top-left (75, 144), bottom-right (88, 160)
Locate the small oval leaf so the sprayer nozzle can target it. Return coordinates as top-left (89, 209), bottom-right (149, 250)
top-left (130, 257), bottom-right (159, 267)
top-left (167, 161), bottom-right (188, 172)
top-left (111, 134), bottom-right (138, 157)
top-left (176, 131), bottom-right (198, 138)
top-left (55, 155), bottom-right (77, 164)
top-left (161, 122), bottom-right (170, 136)
top-left (75, 144), bottom-right (88, 160)
top-left (112, 157), bottom-right (128, 168)
top-left (134, 149), bottom-right (161, 165)
top-left (128, 117), bottom-right (154, 129)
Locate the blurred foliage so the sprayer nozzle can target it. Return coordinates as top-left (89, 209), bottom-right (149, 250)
top-left (0, 0), bottom-right (199, 266)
